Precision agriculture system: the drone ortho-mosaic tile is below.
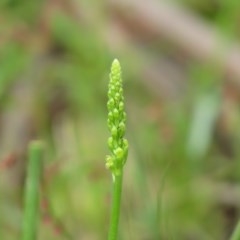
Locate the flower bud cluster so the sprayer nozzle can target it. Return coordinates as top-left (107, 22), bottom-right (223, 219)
top-left (106, 59), bottom-right (128, 175)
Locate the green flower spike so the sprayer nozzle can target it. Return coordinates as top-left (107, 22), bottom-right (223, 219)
top-left (106, 59), bottom-right (128, 176)
top-left (106, 59), bottom-right (129, 240)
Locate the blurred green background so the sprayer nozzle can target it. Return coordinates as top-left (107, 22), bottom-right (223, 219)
top-left (1, 0), bottom-right (240, 239)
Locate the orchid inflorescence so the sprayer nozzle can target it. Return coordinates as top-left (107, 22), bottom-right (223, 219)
top-left (106, 59), bottom-right (128, 177)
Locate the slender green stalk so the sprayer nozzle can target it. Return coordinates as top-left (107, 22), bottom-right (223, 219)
top-left (230, 221), bottom-right (240, 240)
top-left (22, 141), bottom-right (43, 240)
top-left (106, 59), bottom-right (128, 240)
top-left (108, 171), bottom-right (123, 240)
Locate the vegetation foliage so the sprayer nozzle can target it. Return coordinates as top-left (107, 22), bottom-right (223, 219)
top-left (0, 1), bottom-right (240, 239)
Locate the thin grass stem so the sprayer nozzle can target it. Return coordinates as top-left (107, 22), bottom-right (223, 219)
top-left (21, 141), bottom-right (43, 240)
top-left (230, 221), bottom-right (240, 240)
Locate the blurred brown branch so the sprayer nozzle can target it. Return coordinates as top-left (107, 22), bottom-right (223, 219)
top-left (108, 0), bottom-right (240, 87)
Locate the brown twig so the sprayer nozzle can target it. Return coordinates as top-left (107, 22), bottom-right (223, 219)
top-left (41, 196), bottom-right (73, 239)
top-left (0, 153), bottom-right (18, 171)
top-left (108, 0), bottom-right (240, 87)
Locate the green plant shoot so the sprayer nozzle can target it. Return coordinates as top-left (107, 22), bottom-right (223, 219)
top-left (106, 59), bottom-right (129, 240)
top-left (22, 141), bottom-right (43, 240)
top-left (230, 221), bottom-right (240, 240)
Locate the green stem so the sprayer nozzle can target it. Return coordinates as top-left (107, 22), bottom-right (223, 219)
top-left (22, 141), bottom-right (43, 240)
top-left (230, 221), bottom-right (240, 240)
top-left (108, 170), bottom-right (123, 240)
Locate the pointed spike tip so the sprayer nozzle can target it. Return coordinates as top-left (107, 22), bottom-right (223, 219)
top-left (112, 58), bottom-right (120, 68)
top-left (113, 58), bottom-right (119, 64)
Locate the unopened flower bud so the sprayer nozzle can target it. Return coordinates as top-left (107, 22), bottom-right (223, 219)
top-left (114, 147), bottom-right (124, 159)
top-left (111, 126), bottom-right (117, 137)
top-left (107, 99), bottom-right (115, 110)
top-left (113, 108), bottom-right (119, 118)
top-left (108, 137), bottom-right (114, 149)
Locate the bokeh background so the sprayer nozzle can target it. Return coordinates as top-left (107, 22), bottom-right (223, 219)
top-left (1, 0), bottom-right (240, 239)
